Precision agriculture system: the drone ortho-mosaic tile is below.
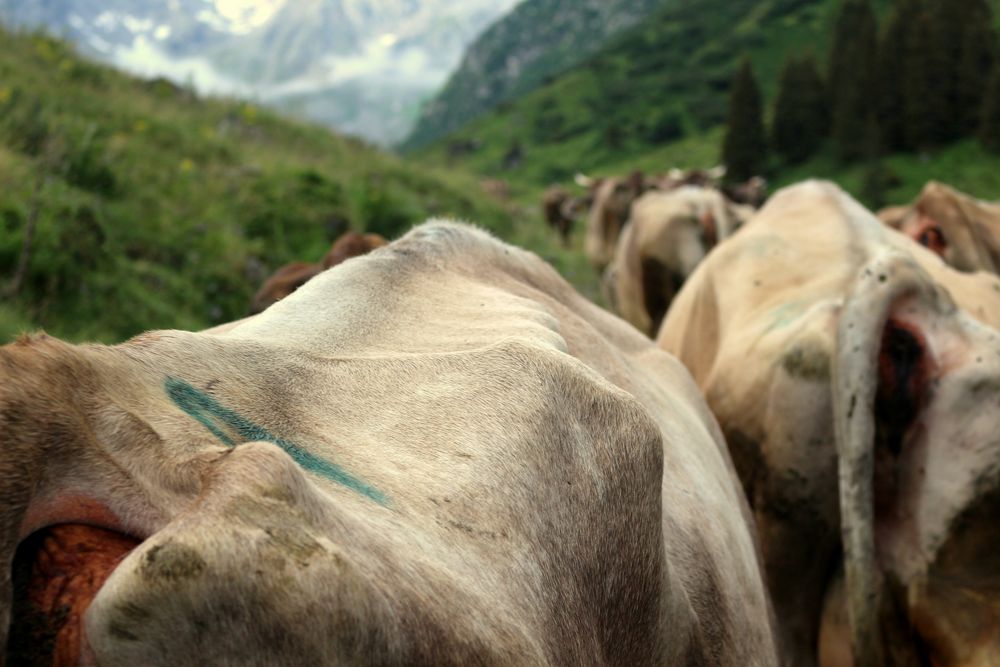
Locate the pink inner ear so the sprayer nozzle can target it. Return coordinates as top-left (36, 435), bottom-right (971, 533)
top-left (911, 216), bottom-right (947, 257)
top-left (874, 318), bottom-right (933, 520)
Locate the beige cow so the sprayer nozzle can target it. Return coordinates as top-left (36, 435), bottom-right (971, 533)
top-left (2, 222), bottom-right (777, 666)
top-left (881, 181), bottom-right (1000, 274)
top-left (603, 186), bottom-right (748, 337)
top-left (583, 170), bottom-right (763, 274)
top-left (583, 172), bottom-right (647, 272)
top-left (659, 181), bottom-right (1000, 666)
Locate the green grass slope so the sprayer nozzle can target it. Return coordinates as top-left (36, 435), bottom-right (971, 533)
top-left (0, 27), bottom-right (595, 344)
top-left (415, 0), bottom-right (1000, 205)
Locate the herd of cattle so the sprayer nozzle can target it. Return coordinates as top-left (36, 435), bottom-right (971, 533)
top-left (1, 175), bottom-right (999, 666)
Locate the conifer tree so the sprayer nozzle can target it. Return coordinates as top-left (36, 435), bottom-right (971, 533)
top-left (722, 57), bottom-right (768, 181)
top-left (927, 0), bottom-right (971, 141)
top-left (902, 10), bottom-right (938, 150)
top-left (876, 0), bottom-right (920, 152)
top-left (957, 0), bottom-right (997, 135)
top-left (829, 0), bottom-right (878, 162)
top-left (861, 113), bottom-right (888, 209)
top-left (801, 55), bottom-right (830, 140)
top-left (980, 68), bottom-right (1000, 152)
top-left (772, 55), bottom-right (828, 163)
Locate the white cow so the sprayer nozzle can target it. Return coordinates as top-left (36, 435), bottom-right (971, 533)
top-left (603, 186), bottom-right (747, 336)
top-left (1, 222), bottom-right (777, 666)
top-left (659, 181), bottom-right (1000, 666)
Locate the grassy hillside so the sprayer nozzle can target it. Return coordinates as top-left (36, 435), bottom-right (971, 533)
top-left (414, 0), bottom-right (1000, 205)
top-left (0, 27), bottom-right (596, 345)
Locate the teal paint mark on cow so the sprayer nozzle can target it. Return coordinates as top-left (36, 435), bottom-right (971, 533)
top-left (165, 377), bottom-right (388, 506)
top-left (764, 300), bottom-right (805, 334)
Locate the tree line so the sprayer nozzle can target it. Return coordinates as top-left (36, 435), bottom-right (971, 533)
top-left (723, 0), bottom-right (1000, 184)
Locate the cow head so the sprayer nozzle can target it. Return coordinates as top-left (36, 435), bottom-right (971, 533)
top-left (585, 172), bottom-right (650, 272)
top-left (834, 250), bottom-right (1000, 666)
top-left (900, 181), bottom-right (1000, 275)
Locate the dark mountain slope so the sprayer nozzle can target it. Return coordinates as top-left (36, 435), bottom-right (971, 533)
top-left (403, 0), bottom-right (667, 150)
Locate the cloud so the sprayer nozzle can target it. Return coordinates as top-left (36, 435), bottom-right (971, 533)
top-left (111, 36), bottom-right (255, 96)
top-left (264, 36), bottom-right (447, 99)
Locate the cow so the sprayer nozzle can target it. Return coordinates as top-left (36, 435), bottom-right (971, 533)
top-left (721, 176), bottom-right (769, 208)
top-left (602, 186), bottom-right (745, 337)
top-left (249, 261), bottom-right (323, 315)
top-left (321, 231), bottom-right (387, 270)
top-left (582, 169), bottom-right (763, 272)
top-left (874, 204), bottom-right (909, 231)
top-left (541, 185), bottom-right (588, 246)
top-left (1, 221), bottom-right (779, 666)
top-left (250, 231), bottom-right (386, 314)
top-left (657, 181), bottom-right (1000, 667)
top-left (583, 171), bottom-right (648, 272)
top-left (881, 181), bottom-right (1000, 274)
top-left (480, 178), bottom-right (511, 202)
top-left (648, 166), bottom-right (724, 191)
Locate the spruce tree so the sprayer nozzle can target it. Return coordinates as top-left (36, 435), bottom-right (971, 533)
top-left (801, 55), bottom-right (830, 141)
top-left (829, 0), bottom-right (879, 162)
top-left (861, 113), bottom-right (888, 209)
top-left (772, 57), bottom-right (803, 162)
top-left (772, 55), bottom-right (828, 164)
top-left (902, 10), bottom-right (939, 150)
top-left (927, 0), bottom-right (971, 141)
top-left (957, 0), bottom-right (997, 136)
top-left (722, 57), bottom-right (768, 182)
top-left (876, 0), bottom-right (919, 152)
top-left (980, 68), bottom-right (1000, 152)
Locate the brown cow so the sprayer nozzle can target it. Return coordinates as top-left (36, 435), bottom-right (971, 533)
top-left (583, 171), bottom-right (648, 272)
top-left (250, 231), bottom-right (387, 314)
top-left (1, 221), bottom-right (778, 666)
top-left (881, 181), bottom-right (1000, 274)
top-left (659, 181), bottom-right (1000, 666)
top-left (321, 231), bottom-right (387, 269)
top-left (249, 261), bottom-right (323, 315)
top-left (541, 185), bottom-right (588, 246)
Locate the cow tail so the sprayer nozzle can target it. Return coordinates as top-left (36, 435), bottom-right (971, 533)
top-left (832, 249), bottom-right (943, 667)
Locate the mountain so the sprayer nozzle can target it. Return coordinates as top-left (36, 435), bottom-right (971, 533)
top-left (414, 0), bottom-right (895, 182)
top-left (402, 0), bottom-right (668, 151)
top-left (412, 0), bottom-right (1000, 215)
top-left (0, 0), bottom-right (522, 145)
